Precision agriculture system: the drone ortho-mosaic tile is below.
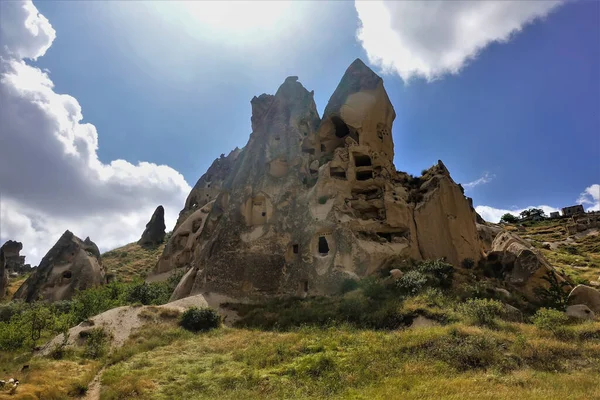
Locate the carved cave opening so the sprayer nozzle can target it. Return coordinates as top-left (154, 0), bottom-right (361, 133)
top-left (293, 244), bottom-right (299, 254)
top-left (331, 116), bottom-right (350, 138)
top-left (356, 170), bottom-right (373, 181)
top-left (354, 153), bottom-right (372, 167)
top-left (62, 271), bottom-right (72, 279)
top-left (318, 236), bottom-right (329, 255)
top-left (330, 167), bottom-right (346, 180)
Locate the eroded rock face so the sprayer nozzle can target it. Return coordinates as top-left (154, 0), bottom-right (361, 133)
top-left (482, 231), bottom-right (567, 301)
top-left (139, 206), bottom-right (166, 246)
top-left (0, 240), bottom-right (31, 274)
top-left (13, 231), bottom-right (105, 302)
top-left (154, 59), bottom-right (483, 300)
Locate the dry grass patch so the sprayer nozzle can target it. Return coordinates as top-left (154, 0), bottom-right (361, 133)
top-left (102, 242), bottom-right (166, 282)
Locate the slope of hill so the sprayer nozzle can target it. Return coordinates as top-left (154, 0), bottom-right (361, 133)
top-left (101, 242), bottom-right (166, 282)
top-left (508, 219), bottom-right (600, 285)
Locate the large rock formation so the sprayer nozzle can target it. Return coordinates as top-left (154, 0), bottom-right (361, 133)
top-left (138, 205), bottom-right (167, 246)
top-left (481, 231), bottom-right (569, 301)
top-left (0, 240), bottom-right (32, 274)
top-left (13, 231), bottom-right (105, 302)
top-left (154, 59), bottom-right (483, 300)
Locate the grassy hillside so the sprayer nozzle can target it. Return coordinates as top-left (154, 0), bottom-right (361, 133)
top-left (2, 222), bottom-right (599, 399)
top-left (510, 219), bottom-right (600, 284)
top-left (102, 242), bottom-right (166, 282)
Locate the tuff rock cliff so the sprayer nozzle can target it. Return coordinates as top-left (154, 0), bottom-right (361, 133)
top-left (13, 231), bottom-right (105, 302)
top-left (152, 59), bottom-right (483, 301)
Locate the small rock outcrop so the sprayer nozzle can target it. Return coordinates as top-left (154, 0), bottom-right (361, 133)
top-left (481, 231), bottom-right (568, 301)
top-left (152, 59), bottom-right (484, 301)
top-left (13, 231), bottom-right (105, 302)
top-left (138, 206), bottom-right (167, 246)
top-left (568, 284), bottom-right (600, 314)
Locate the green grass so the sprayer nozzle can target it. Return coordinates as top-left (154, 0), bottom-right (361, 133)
top-left (102, 241), bottom-right (166, 281)
top-left (98, 322), bottom-right (600, 400)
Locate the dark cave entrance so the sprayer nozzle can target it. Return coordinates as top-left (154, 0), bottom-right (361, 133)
top-left (318, 236), bottom-right (329, 255)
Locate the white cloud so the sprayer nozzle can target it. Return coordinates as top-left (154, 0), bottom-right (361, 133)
top-left (355, 0), bottom-right (564, 81)
top-left (475, 204), bottom-right (560, 223)
top-left (463, 172), bottom-right (495, 191)
top-left (577, 184), bottom-right (600, 211)
top-left (0, 1), bottom-right (191, 265)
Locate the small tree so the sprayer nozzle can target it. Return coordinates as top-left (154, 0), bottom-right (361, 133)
top-left (519, 208), bottom-right (546, 220)
top-left (500, 213), bottom-right (519, 224)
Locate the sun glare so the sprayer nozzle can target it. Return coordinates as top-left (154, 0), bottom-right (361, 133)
top-left (175, 1), bottom-right (293, 36)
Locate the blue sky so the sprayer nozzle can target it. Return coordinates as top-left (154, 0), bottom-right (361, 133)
top-left (1, 1), bottom-right (599, 264)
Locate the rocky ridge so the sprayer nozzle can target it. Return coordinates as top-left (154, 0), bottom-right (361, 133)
top-left (154, 59), bottom-right (503, 301)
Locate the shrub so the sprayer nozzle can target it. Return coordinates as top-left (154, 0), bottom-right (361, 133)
top-left (417, 259), bottom-right (454, 288)
top-left (340, 279), bottom-right (359, 294)
top-left (318, 196), bottom-right (329, 205)
top-left (534, 271), bottom-right (570, 310)
top-left (461, 258), bottom-right (475, 269)
top-left (127, 282), bottom-right (171, 305)
top-left (459, 298), bottom-right (504, 327)
top-left (83, 328), bottom-right (109, 359)
top-left (396, 259), bottom-right (455, 295)
top-left (532, 308), bottom-right (569, 331)
top-left (180, 307), bottom-right (221, 332)
top-left (397, 270), bottom-right (428, 295)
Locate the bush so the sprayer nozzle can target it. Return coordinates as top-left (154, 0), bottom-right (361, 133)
top-left (180, 307), bottom-right (221, 332)
top-left (318, 196), bottom-right (329, 205)
top-left (532, 308), bottom-right (569, 331)
top-left (340, 279), bottom-right (359, 294)
top-left (461, 258), bottom-right (475, 269)
top-left (459, 298), bottom-right (504, 327)
top-left (397, 270), bottom-right (428, 295)
top-left (395, 259), bottom-right (455, 295)
top-left (127, 282), bottom-right (171, 305)
top-left (83, 328), bottom-right (109, 359)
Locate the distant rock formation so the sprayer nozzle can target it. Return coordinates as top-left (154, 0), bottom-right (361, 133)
top-left (138, 205), bottom-right (167, 246)
top-left (13, 231), bottom-right (105, 302)
top-left (0, 240), bottom-right (32, 274)
top-left (481, 231), bottom-right (570, 301)
top-left (150, 59), bottom-right (484, 301)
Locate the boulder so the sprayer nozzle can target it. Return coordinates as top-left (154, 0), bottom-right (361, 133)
top-left (154, 59), bottom-right (484, 300)
top-left (139, 205), bottom-right (167, 246)
top-left (477, 223), bottom-right (503, 253)
top-left (13, 231), bottom-right (105, 302)
top-left (389, 269), bottom-right (403, 279)
top-left (481, 231), bottom-right (569, 302)
top-left (567, 285), bottom-right (600, 313)
top-left (566, 304), bottom-right (595, 320)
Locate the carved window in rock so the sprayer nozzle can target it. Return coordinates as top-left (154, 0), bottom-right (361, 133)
top-left (330, 167), bottom-right (346, 180)
top-left (250, 196), bottom-right (268, 226)
top-left (318, 236), bottom-right (329, 255)
top-left (353, 153), bottom-right (372, 167)
top-left (293, 244), bottom-right (299, 254)
top-left (356, 170), bottom-right (373, 181)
